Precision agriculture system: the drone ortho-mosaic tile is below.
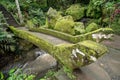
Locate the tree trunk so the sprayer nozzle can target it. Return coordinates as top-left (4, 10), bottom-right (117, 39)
top-left (15, 0), bottom-right (23, 24)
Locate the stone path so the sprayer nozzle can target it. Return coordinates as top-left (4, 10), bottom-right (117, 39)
top-left (102, 35), bottom-right (120, 50)
top-left (17, 27), bottom-right (71, 45)
top-left (74, 35), bottom-right (120, 80)
top-left (77, 47), bottom-right (120, 80)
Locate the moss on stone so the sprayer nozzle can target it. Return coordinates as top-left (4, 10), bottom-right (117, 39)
top-left (9, 26), bottom-right (54, 53)
top-left (54, 16), bottom-right (75, 35)
top-left (46, 7), bottom-right (62, 29)
top-left (65, 4), bottom-right (85, 20)
top-left (29, 27), bottom-right (113, 43)
top-left (74, 22), bottom-right (85, 35)
top-left (55, 40), bottom-right (108, 68)
top-left (86, 22), bottom-right (98, 32)
top-left (29, 27), bottom-right (76, 43)
top-left (26, 20), bottom-right (35, 28)
top-left (9, 26), bottom-right (108, 70)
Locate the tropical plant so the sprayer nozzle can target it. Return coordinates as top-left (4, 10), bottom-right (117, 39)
top-left (0, 72), bottom-right (4, 80)
top-left (28, 8), bottom-right (46, 27)
top-left (0, 68), bottom-right (35, 80)
top-left (40, 70), bottom-right (56, 80)
top-left (63, 66), bottom-right (76, 80)
top-left (0, 11), bottom-right (15, 54)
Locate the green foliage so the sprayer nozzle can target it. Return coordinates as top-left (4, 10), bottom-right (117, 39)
top-left (105, 2), bottom-right (115, 11)
top-left (86, 22), bottom-right (98, 32)
top-left (28, 8), bottom-right (46, 27)
top-left (63, 66), bottom-right (76, 80)
top-left (47, 0), bottom-right (73, 9)
top-left (86, 0), bottom-right (102, 18)
top-left (0, 1), bottom-right (16, 12)
top-left (66, 4), bottom-right (85, 20)
top-left (40, 70), bottom-right (55, 80)
top-left (111, 18), bottom-right (120, 34)
top-left (0, 11), bottom-right (16, 54)
top-left (26, 20), bottom-right (35, 29)
top-left (1, 68), bottom-right (35, 80)
top-left (92, 0), bottom-right (104, 7)
top-left (0, 72), bottom-right (4, 80)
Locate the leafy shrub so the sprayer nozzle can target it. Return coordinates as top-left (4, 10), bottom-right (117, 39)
top-left (0, 11), bottom-right (15, 54)
top-left (40, 70), bottom-right (55, 80)
top-left (28, 8), bottom-right (46, 27)
top-left (66, 4), bottom-right (85, 20)
top-left (0, 69), bottom-right (35, 80)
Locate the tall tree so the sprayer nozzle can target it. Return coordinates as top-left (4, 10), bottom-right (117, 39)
top-left (15, 0), bottom-right (23, 24)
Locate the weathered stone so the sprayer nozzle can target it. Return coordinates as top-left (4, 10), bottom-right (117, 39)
top-left (25, 48), bottom-right (46, 61)
top-left (80, 63), bottom-right (111, 80)
top-left (18, 39), bottom-right (33, 51)
top-left (10, 26), bottom-right (108, 70)
top-left (22, 54), bottom-right (57, 75)
top-left (66, 4), bottom-right (85, 20)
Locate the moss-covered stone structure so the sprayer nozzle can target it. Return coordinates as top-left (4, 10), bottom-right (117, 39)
top-left (10, 26), bottom-right (108, 70)
top-left (0, 3), bottom-right (111, 70)
top-left (29, 27), bottom-right (113, 43)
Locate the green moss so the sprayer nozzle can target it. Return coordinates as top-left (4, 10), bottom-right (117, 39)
top-left (29, 27), bottom-right (76, 43)
top-left (79, 40), bottom-right (108, 56)
top-left (9, 26), bottom-right (108, 70)
top-left (9, 26), bottom-right (54, 53)
top-left (86, 22), bottom-right (98, 32)
top-left (26, 20), bottom-right (35, 28)
top-left (74, 22), bottom-right (85, 35)
top-left (30, 27), bottom-right (113, 43)
top-left (54, 16), bottom-right (75, 35)
top-left (55, 40), bottom-right (108, 69)
top-left (46, 7), bottom-right (62, 29)
top-left (65, 4), bottom-right (85, 20)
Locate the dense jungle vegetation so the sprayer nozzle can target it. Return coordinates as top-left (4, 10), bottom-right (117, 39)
top-left (0, 0), bottom-right (120, 80)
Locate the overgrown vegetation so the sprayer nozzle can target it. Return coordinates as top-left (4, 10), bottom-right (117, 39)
top-left (0, 69), bottom-right (35, 80)
top-left (0, 11), bottom-right (15, 54)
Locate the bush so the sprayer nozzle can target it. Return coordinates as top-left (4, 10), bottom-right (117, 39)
top-left (0, 69), bottom-right (35, 80)
top-left (65, 4), bottom-right (85, 20)
top-left (28, 8), bottom-right (46, 27)
top-left (0, 11), bottom-right (15, 54)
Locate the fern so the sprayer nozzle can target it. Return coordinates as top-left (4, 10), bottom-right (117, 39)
top-left (0, 11), bottom-right (15, 54)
